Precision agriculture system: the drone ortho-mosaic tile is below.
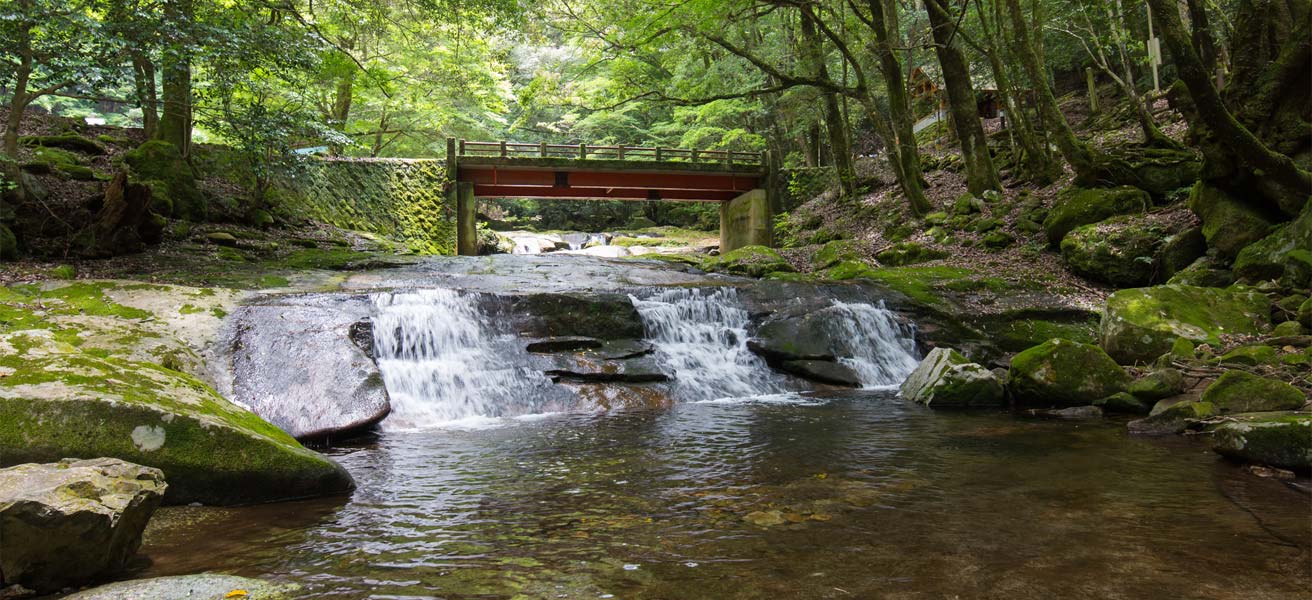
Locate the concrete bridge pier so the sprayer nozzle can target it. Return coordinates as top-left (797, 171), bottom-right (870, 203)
top-left (719, 189), bottom-right (772, 253)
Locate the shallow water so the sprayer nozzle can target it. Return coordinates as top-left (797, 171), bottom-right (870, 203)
top-left (139, 391), bottom-right (1310, 599)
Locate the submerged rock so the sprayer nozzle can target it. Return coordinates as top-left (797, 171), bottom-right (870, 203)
top-left (0, 343), bottom-right (354, 505)
top-left (1025, 405), bottom-right (1104, 420)
top-left (1200, 371), bottom-right (1306, 414)
top-left (1099, 285), bottom-right (1270, 364)
top-left (1006, 339), bottom-right (1130, 407)
top-left (0, 458), bottom-right (166, 594)
top-left (899, 348), bottom-right (1004, 408)
top-left (62, 574), bottom-right (298, 600)
top-left (1210, 414), bottom-right (1312, 472)
top-left (227, 296), bottom-right (390, 441)
top-left (781, 360), bottom-right (863, 387)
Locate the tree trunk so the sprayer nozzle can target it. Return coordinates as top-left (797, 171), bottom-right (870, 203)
top-left (158, 0), bottom-right (193, 156)
top-left (1004, 0), bottom-right (1102, 184)
top-left (864, 0), bottom-right (930, 216)
top-left (800, 14), bottom-right (855, 195)
top-left (1146, 0), bottom-right (1312, 212)
top-left (1184, 0), bottom-right (1219, 76)
top-left (131, 53), bottom-right (159, 139)
top-left (924, 0), bottom-right (1000, 194)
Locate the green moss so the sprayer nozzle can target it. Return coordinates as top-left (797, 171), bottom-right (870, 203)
top-left (852, 266), bottom-right (978, 306)
top-left (1100, 285), bottom-right (1272, 364)
top-left (1211, 414), bottom-right (1312, 471)
top-left (824, 260), bottom-right (881, 282)
top-left (1188, 182), bottom-right (1275, 258)
top-left (48, 265), bottom-right (76, 280)
top-left (1043, 185), bottom-right (1150, 246)
top-left (0, 225), bottom-right (16, 260)
top-left (812, 239), bottom-right (862, 270)
top-left (210, 306), bottom-right (229, 319)
top-left (1007, 338), bottom-right (1131, 407)
top-left (19, 134), bottom-right (106, 155)
top-left (990, 317), bottom-right (1098, 352)
top-left (703, 246), bottom-right (795, 278)
top-left (178, 304), bottom-right (205, 315)
top-left (1218, 344), bottom-right (1279, 366)
top-left (876, 242), bottom-right (948, 266)
top-left (1201, 371), bottom-right (1306, 413)
top-left (124, 141), bottom-right (206, 221)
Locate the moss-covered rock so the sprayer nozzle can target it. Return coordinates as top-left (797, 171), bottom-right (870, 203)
top-left (1166, 256), bottom-right (1234, 287)
top-left (1094, 391), bottom-right (1152, 414)
top-left (900, 348), bottom-right (1004, 408)
top-left (875, 241), bottom-right (947, 266)
top-left (982, 231), bottom-right (1014, 249)
top-left (1043, 185), bottom-right (1150, 246)
top-left (1006, 338), bottom-right (1131, 407)
top-left (1232, 200), bottom-right (1312, 287)
top-left (1210, 414), bottom-right (1312, 471)
top-left (1100, 285), bottom-right (1271, 364)
top-left (1060, 215), bottom-right (1176, 287)
top-left (952, 193), bottom-right (983, 216)
top-left (704, 245), bottom-right (796, 278)
top-left (124, 141), bottom-right (206, 221)
top-left (1272, 321), bottom-right (1305, 336)
top-left (0, 224), bottom-right (16, 260)
top-left (812, 239), bottom-right (862, 270)
top-left (19, 134), bottom-right (106, 155)
top-left (824, 260), bottom-right (881, 281)
top-left (1114, 147), bottom-right (1202, 197)
top-left (1200, 371), bottom-right (1306, 414)
top-left (1301, 298), bottom-right (1312, 329)
top-left (1218, 344), bottom-right (1279, 366)
top-left (1127, 400), bottom-right (1216, 434)
top-left (1127, 368), bottom-right (1185, 401)
top-left (1187, 182), bottom-right (1275, 258)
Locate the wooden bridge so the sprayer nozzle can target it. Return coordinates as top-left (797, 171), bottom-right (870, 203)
top-left (446, 138), bottom-right (775, 255)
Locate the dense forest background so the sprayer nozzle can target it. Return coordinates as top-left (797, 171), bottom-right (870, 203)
top-left (1, 0), bottom-right (1308, 240)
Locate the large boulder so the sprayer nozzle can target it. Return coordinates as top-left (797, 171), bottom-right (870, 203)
top-left (1043, 185), bottom-right (1150, 246)
top-left (0, 342), bottom-right (354, 506)
top-left (811, 239), bottom-right (862, 270)
top-left (1006, 338), bottom-right (1131, 407)
top-left (1099, 285), bottom-right (1271, 364)
top-left (1187, 182), bottom-right (1276, 258)
top-left (0, 458), bottom-right (166, 594)
top-left (63, 574), bottom-right (299, 600)
top-left (1200, 371), bottom-right (1307, 414)
top-left (1060, 214), bottom-right (1196, 287)
top-left (1166, 256), bottom-right (1234, 287)
top-left (226, 295), bottom-right (390, 442)
top-left (1113, 147), bottom-right (1202, 197)
top-left (1210, 414), bottom-right (1312, 471)
top-left (899, 347), bottom-right (1004, 408)
top-left (1232, 200), bottom-right (1312, 288)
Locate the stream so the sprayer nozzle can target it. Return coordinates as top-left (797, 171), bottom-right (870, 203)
top-left (137, 255), bottom-right (1309, 599)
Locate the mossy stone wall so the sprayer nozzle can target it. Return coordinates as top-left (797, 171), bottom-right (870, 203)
top-left (278, 159), bottom-right (454, 255)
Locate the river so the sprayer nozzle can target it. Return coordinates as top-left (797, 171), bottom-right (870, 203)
top-left (136, 255), bottom-right (1309, 599)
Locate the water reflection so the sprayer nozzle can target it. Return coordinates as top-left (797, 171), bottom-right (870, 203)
top-left (138, 392), bottom-right (1310, 599)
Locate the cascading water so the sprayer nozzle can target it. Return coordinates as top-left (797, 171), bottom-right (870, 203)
top-left (370, 288), bottom-right (567, 428)
top-left (824, 301), bottom-right (920, 388)
top-left (630, 288), bottom-right (787, 401)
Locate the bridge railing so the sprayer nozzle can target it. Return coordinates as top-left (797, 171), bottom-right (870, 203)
top-left (455, 139), bottom-right (764, 167)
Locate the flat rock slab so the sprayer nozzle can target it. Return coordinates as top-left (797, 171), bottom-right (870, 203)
top-left (63, 574), bottom-right (298, 600)
top-left (0, 458), bottom-right (166, 594)
top-left (226, 294), bottom-right (390, 441)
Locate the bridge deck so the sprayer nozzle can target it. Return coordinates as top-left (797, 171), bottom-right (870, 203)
top-left (450, 140), bottom-right (767, 202)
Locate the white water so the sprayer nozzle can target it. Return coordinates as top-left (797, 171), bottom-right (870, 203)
top-left (371, 286), bottom-right (920, 427)
top-left (825, 301), bottom-right (920, 388)
top-left (370, 288), bottom-right (564, 428)
top-left (630, 288), bottom-right (787, 401)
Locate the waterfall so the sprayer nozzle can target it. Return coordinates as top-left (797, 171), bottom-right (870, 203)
top-left (825, 301), bottom-right (920, 388)
top-left (630, 288), bottom-right (787, 401)
top-left (370, 288), bottom-right (567, 428)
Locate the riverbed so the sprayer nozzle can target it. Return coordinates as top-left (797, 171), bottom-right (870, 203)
top-left (137, 397), bottom-right (1308, 599)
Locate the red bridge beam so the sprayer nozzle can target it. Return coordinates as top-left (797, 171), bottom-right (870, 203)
top-left (472, 184), bottom-right (740, 202)
top-left (458, 168), bottom-right (760, 192)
